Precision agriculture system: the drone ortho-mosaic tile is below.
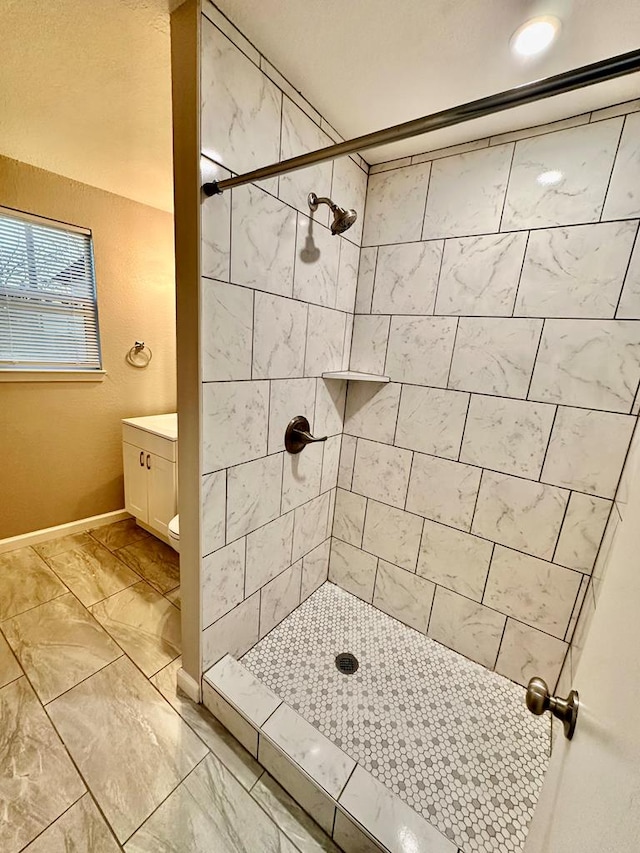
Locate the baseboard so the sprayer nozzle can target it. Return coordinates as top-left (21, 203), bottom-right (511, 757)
top-left (0, 509), bottom-right (130, 555)
top-left (177, 666), bottom-right (201, 703)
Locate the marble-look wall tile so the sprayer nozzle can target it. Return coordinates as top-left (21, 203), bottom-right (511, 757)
top-left (279, 98), bottom-right (333, 215)
top-left (344, 381), bottom-right (401, 444)
top-left (541, 407), bottom-right (634, 498)
top-left (484, 546), bottom-right (581, 638)
top-left (333, 488), bottom-right (367, 547)
top-left (294, 214), bottom-right (340, 307)
top-left (428, 587), bottom-right (506, 669)
top-left (260, 561), bottom-right (303, 637)
top-left (528, 320), bottom-right (640, 412)
top-left (422, 144), bottom-right (514, 239)
top-left (371, 241), bottom-right (442, 314)
top-left (417, 520), bottom-right (493, 602)
top-left (363, 500), bottom-right (423, 571)
top-left (373, 560), bottom-right (435, 633)
top-left (459, 394), bottom-right (556, 479)
top-left (292, 492), bottom-right (331, 562)
top-left (554, 493), bottom-right (612, 572)
top-left (202, 540), bottom-right (246, 627)
top-left (362, 163), bottom-right (432, 246)
top-left (448, 317), bottom-right (542, 398)
top-left (203, 381), bottom-right (269, 472)
top-left (268, 378), bottom-right (317, 455)
top-left (226, 453), bottom-right (283, 540)
top-left (355, 247), bottom-right (377, 313)
top-left (385, 315), bottom-right (457, 387)
top-left (245, 512), bottom-right (294, 596)
top-left (201, 20), bottom-right (281, 178)
top-left (395, 384), bottom-right (469, 460)
top-left (338, 434), bottom-right (357, 490)
top-left (202, 592), bottom-right (260, 668)
top-left (495, 620), bottom-right (567, 688)
top-left (337, 238), bottom-right (360, 313)
top-left (253, 292), bottom-right (308, 379)
top-left (501, 118), bottom-right (623, 229)
top-left (321, 435), bottom-right (341, 492)
top-left (352, 439), bottom-right (412, 509)
top-left (406, 453), bottom-right (481, 531)
top-left (490, 113), bottom-right (590, 146)
top-left (203, 471), bottom-right (226, 556)
top-left (201, 280), bottom-right (253, 381)
top-left (301, 539), bottom-right (331, 601)
top-left (304, 306), bottom-right (347, 376)
top-left (333, 810), bottom-right (384, 853)
top-left (472, 470), bottom-right (569, 560)
top-left (349, 315), bottom-right (390, 374)
top-left (231, 184), bottom-right (296, 297)
top-left (315, 379), bottom-right (347, 436)
top-left (602, 112), bottom-right (640, 219)
top-left (282, 441), bottom-right (324, 513)
top-left (331, 154), bottom-right (368, 247)
top-left (617, 237), bottom-right (640, 319)
top-left (201, 160), bottom-right (231, 281)
top-left (515, 221), bottom-right (638, 318)
top-left (206, 655), bottom-right (280, 727)
top-left (435, 232), bottom-right (528, 316)
top-left (329, 538), bottom-right (378, 602)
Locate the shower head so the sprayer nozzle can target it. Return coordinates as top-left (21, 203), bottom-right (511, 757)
top-left (308, 192), bottom-right (357, 235)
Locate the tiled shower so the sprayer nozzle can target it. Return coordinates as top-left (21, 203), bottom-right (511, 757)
top-left (177, 3), bottom-right (640, 851)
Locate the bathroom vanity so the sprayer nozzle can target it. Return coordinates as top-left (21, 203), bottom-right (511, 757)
top-left (122, 413), bottom-right (177, 542)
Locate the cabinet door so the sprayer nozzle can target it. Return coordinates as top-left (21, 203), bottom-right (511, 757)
top-left (123, 442), bottom-right (148, 522)
top-left (147, 453), bottom-right (177, 538)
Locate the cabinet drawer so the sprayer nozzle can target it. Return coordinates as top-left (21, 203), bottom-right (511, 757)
top-left (122, 424), bottom-right (177, 462)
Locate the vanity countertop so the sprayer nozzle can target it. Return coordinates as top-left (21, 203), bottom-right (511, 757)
top-left (122, 413), bottom-right (178, 441)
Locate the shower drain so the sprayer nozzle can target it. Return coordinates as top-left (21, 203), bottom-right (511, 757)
top-left (335, 652), bottom-right (359, 675)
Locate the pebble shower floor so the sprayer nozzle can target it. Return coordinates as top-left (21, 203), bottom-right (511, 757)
top-left (242, 583), bottom-right (550, 853)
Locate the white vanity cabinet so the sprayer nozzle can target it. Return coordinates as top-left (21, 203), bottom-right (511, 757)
top-left (122, 413), bottom-right (177, 541)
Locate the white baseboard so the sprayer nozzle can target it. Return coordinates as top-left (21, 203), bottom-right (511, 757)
top-left (0, 509), bottom-right (130, 555)
top-left (177, 666), bottom-right (201, 703)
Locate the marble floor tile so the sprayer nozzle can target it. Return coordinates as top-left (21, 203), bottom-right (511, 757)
top-left (124, 753), bottom-right (298, 853)
top-left (91, 582), bottom-right (180, 677)
top-left (116, 537), bottom-right (180, 594)
top-left (22, 794), bottom-right (120, 853)
top-left (33, 532), bottom-right (94, 560)
top-left (0, 631), bottom-right (22, 688)
top-left (47, 656), bottom-right (207, 842)
top-left (46, 539), bottom-right (139, 607)
top-left (165, 586), bottom-right (181, 608)
top-left (0, 677), bottom-right (85, 853)
top-left (2, 593), bottom-right (122, 704)
top-left (151, 657), bottom-right (263, 791)
top-left (0, 547), bottom-right (67, 620)
top-left (90, 517), bottom-right (150, 551)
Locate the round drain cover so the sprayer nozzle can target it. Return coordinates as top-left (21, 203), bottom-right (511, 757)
top-left (335, 652), bottom-right (359, 675)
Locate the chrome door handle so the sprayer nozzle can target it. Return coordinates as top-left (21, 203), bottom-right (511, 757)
top-left (526, 677), bottom-right (579, 740)
top-left (139, 451), bottom-right (144, 467)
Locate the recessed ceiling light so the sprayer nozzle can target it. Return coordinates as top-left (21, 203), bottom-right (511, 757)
top-left (511, 16), bottom-right (561, 58)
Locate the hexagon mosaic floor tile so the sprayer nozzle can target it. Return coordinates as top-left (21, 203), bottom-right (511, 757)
top-left (242, 582), bottom-right (550, 853)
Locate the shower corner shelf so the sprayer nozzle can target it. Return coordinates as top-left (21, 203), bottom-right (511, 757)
top-left (322, 370), bottom-right (390, 383)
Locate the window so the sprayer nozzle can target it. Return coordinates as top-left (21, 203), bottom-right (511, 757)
top-left (0, 207), bottom-right (102, 373)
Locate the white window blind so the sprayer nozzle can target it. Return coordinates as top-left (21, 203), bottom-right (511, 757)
top-left (0, 207), bottom-right (101, 371)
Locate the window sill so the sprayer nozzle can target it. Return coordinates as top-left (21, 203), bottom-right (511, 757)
top-left (0, 370), bottom-right (107, 383)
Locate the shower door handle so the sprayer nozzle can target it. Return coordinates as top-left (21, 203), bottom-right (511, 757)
top-left (285, 416), bottom-right (327, 454)
top-left (526, 677), bottom-right (579, 740)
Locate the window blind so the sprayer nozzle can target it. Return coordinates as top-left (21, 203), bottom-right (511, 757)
top-left (0, 208), bottom-right (101, 370)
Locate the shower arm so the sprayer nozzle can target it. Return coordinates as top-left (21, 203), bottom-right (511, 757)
top-left (202, 48), bottom-right (640, 197)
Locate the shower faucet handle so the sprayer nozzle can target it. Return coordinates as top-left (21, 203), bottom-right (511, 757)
top-left (525, 676), bottom-right (579, 740)
top-left (285, 416), bottom-right (327, 454)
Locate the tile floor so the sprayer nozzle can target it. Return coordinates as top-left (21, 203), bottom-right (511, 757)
top-left (0, 519), bottom-right (339, 853)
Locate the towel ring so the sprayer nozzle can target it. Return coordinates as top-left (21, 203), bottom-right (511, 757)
top-left (126, 341), bottom-right (153, 368)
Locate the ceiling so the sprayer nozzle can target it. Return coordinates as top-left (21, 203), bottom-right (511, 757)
top-left (214, 0), bottom-right (640, 164)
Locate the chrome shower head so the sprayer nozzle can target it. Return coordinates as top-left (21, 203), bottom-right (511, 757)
top-left (308, 192), bottom-right (357, 235)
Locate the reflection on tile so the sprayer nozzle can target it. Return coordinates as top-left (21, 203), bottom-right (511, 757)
top-left (554, 493), bottom-right (612, 572)
top-left (294, 214), bottom-right (340, 308)
top-left (329, 538), bottom-right (377, 602)
top-left (495, 620), bottom-right (567, 689)
top-left (406, 453), bottom-right (481, 531)
top-left (48, 657), bottom-right (207, 842)
top-left (91, 582), bottom-right (180, 677)
top-left (263, 703), bottom-right (356, 799)
top-left (373, 560), bottom-right (434, 633)
top-left (226, 453), bottom-right (283, 540)
top-left (344, 381), bottom-right (401, 444)
top-left (268, 378), bottom-right (317, 455)
top-left (202, 593), bottom-right (260, 669)
top-left (362, 164), bottom-right (431, 246)
top-left (372, 241), bottom-right (442, 314)
top-left (260, 561), bottom-right (303, 637)
top-left (363, 501), bottom-right (423, 572)
top-left (201, 279), bottom-right (253, 381)
top-left (3, 593), bottom-right (121, 704)
top-left (395, 384), bottom-right (469, 460)
top-left (207, 655), bottom-right (281, 726)
top-left (23, 794), bottom-right (120, 853)
top-left (305, 306), bottom-right (347, 377)
top-left (602, 112), bottom-right (640, 219)
top-left (202, 539), bottom-right (245, 626)
top-left (349, 315), bottom-right (390, 374)
top-left (116, 536), bottom-right (179, 595)
top-left (428, 587), bottom-right (505, 669)
top-left (0, 547), bottom-right (67, 620)
top-left (90, 518), bottom-right (149, 552)
top-left (355, 247), bottom-right (377, 313)
top-left (245, 513), bottom-right (294, 596)
top-left (333, 810), bottom-right (384, 853)
top-left (301, 540), bottom-right (331, 601)
top-left (203, 469), bottom-right (226, 556)
top-left (47, 540), bottom-right (138, 608)
top-left (352, 439), bottom-right (412, 509)
top-left (417, 520), bottom-right (493, 602)
top-left (0, 631), bottom-right (22, 689)
top-left (202, 380), bottom-right (269, 471)
top-left (385, 315), bottom-right (457, 387)
top-left (0, 677), bottom-right (85, 852)
top-left (253, 292), bottom-right (308, 379)
top-left (33, 532), bottom-right (94, 560)
top-left (333, 488), bottom-right (367, 548)
top-left (293, 492), bottom-right (331, 562)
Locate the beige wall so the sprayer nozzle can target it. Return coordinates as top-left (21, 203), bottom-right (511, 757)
top-left (0, 155), bottom-right (176, 538)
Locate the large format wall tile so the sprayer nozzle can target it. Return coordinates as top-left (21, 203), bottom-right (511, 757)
top-left (202, 540), bottom-right (246, 627)
top-left (417, 520), bottom-right (493, 602)
top-left (292, 492), bottom-right (331, 562)
top-left (422, 144), bottom-right (514, 239)
top-left (279, 98), bottom-right (333, 216)
top-left (202, 593), bottom-right (260, 668)
top-left (282, 441), bottom-right (324, 512)
top-left (355, 247), bottom-right (376, 312)
top-left (349, 315), bottom-right (390, 374)
top-left (406, 453), bottom-right (481, 531)
top-left (201, 160), bottom-right (231, 280)
top-left (362, 500), bottom-right (424, 571)
top-left (202, 470), bottom-right (226, 556)
top-left (301, 539), bottom-right (331, 601)
top-left (449, 317), bottom-right (542, 398)
top-left (554, 493), bottom-right (612, 573)
top-left (371, 241), bottom-right (442, 314)
top-left (331, 155), bottom-right (367, 247)
top-left (617, 237), bottom-right (640, 319)
top-left (515, 221), bottom-right (638, 318)
top-left (502, 118), bottom-right (623, 229)
top-left (201, 280), bottom-right (253, 381)
top-left (385, 315), bottom-right (457, 387)
top-left (435, 232), bottom-right (527, 316)
top-left (252, 292), bottom-right (308, 379)
top-left (259, 561), bottom-right (302, 637)
top-left (294, 214), bottom-right (340, 307)
top-left (460, 394), bottom-right (555, 479)
top-left (315, 378), bottom-right (347, 436)
top-left (528, 319), bottom-right (640, 412)
top-left (344, 381), bottom-right (401, 444)
top-left (363, 163), bottom-right (431, 246)
top-left (428, 587), bottom-right (506, 669)
top-left (352, 439), bottom-right (412, 508)
top-left (602, 112), bottom-right (640, 220)
top-left (373, 560), bottom-right (435, 633)
top-left (395, 384), bottom-right (469, 459)
top-left (495, 620), bottom-right (567, 689)
top-left (336, 237), bottom-right (360, 312)
top-left (245, 508), bottom-right (294, 597)
top-left (304, 305), bottom-right (347, 376)
top-left (333, 488), bottom-right (367, 547)
top-left (329, 538), bottom-right (377, 602)
top-left (203, 381), bottom-right (269, 471)
top-left (267, 378), bottom-right (317, 455)
top-left (226, 453), bottom-right (283, 540)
